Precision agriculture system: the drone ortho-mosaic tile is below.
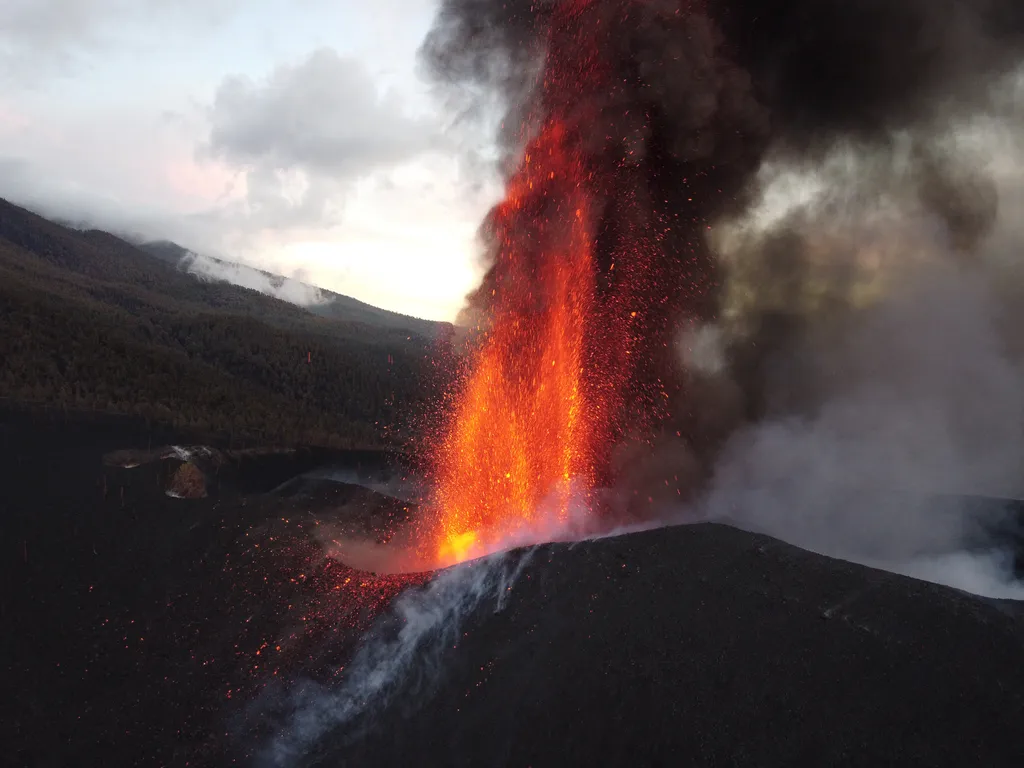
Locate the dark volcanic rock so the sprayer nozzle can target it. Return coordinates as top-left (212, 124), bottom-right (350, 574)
top-left (271, 477), bottom-right (416, 541)
top-left (100, 441), bottom-right (395, 498)
top-left (316, 523), bottom-right (1024, 767)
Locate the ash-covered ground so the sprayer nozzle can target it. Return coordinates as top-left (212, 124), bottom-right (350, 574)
top-left (296, 525), bottom-right (1024, 768)
top-left (5, 410), bottom-right (1024, 767)
top-left (2, 410), bottom-right (424, 766)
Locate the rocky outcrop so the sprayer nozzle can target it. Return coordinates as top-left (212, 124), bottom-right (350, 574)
top-left (166, 462), bottom-right (206, 499)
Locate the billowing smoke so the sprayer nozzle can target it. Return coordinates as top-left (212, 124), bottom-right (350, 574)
top-left (689, 127), bottom-right (1024, 598)
top-left (181, 250), bottom-right (328, 307)
top-left (423, 0), bottom-right (771, 426)
top-left (252, 551), bottom-right (531, 766)
top-left (422, 0), bottom-right (1024, 593)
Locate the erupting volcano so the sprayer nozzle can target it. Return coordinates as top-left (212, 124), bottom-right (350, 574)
top-left (412, 0), bottom-right (1024, 568)
top-left (430, 129), bottom-right (604, 566)
top-left (425, 1), bottom-right (670, 566)
top-left (416, 0), bottom-right (774, 565)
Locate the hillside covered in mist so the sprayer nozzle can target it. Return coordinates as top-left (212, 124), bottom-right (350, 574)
top-left (0, 198), bottom-right (450, 449)
top-left (138, 240), bottom-right (443, 338)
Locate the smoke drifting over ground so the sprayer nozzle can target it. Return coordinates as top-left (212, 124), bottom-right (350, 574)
top-left (181, 250), bottom-right (328, 307)
top-left (698, 203), bottom-right (1024, 597)
top-left (685, 100), bottom-right (1024, 598)
top-left (253, 551), bottom-right (531, 766)
top-left (422, 0), bottom-right (1024, 593)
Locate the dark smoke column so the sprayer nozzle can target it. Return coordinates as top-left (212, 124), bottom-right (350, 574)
top-left (421, 0), bottom-right (1024, 500)
top-left (422, 0), bottom-right (770, 479)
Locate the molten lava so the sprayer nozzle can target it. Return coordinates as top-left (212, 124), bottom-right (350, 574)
top-left (427, 0), bottom-right (650, 566)
top-left (432, 139), bottom-right (600, 565)
top-left (408, 0), bottom-right (1024, 568)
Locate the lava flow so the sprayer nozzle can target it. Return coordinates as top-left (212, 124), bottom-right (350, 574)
top-left (426, 0), bottom-right (650, 567)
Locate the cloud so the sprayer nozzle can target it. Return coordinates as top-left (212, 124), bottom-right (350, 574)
top-left (0, 99), bottom-right (241, 241)
top-left (0, 0), bottom-right (242, 83)
top-left (0, 7), bottom-right (492, 322)
top-left (0, 153), bottom-right (150, 228)
top-left (201, 48), bottom-right (443, 230)
top-left (208, 49), bottom-right (437, 174)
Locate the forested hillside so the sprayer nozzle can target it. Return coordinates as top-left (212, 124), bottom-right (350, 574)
top-left (137, 239), bottom-right (442, 337)
top-left (0, 198), bottom-right (452, 448)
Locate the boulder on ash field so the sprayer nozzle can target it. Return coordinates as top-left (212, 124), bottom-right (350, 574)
top-left (166, 461), bottom-right (207, 499)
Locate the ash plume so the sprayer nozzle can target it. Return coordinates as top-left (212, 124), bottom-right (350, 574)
top-left (423, 0), bottom-right (770, 332)
top-left (422, 0), bottom-right (1024, 591)
top-left (423, 0), bottom-right (1024, 444)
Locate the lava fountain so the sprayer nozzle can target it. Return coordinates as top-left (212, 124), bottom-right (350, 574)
top-left (426, 0), bottom-right (657, 566)
top-left (357, 0), bottom-right (1024, 576)
top-left (431, 130), bottom-right (600, 566)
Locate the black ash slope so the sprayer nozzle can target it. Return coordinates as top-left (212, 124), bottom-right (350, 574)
top-left (320, 523), bottom-right (1024, 767)
top-left (1, 413), bottom-right (417, 767)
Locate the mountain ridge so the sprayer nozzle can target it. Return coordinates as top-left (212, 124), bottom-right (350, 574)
top-left (0, 196), bottom-right (451, 449)
top-left (136, 239), bottom-right (445, 338)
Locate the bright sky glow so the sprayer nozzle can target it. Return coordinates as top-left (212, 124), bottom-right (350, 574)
top-left (0, 0), bottom-right (501, 321)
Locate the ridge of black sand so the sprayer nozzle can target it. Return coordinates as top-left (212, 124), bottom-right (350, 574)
top-left (309, 523), bottom-right (1024, 768)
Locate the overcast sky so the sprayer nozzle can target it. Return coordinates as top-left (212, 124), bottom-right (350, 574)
top-left (0, 0), bottom-right (500, 321)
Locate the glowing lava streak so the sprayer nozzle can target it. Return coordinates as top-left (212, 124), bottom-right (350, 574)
top-left (433, 128), bottom-right (600, 565)
top-left (430, 1), bottom-right (634, 566)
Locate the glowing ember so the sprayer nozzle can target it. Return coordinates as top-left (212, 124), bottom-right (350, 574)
top-left (427, 1), bottom-right (649, 566)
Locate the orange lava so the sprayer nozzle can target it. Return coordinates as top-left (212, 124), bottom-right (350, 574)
top-left (427, 1), bottom-right (640, 567)
top-left (433, 148), bottom-right (599, 565)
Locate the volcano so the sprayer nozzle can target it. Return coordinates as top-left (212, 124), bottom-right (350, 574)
top-left (260, 525), bottom-right (1024, 767)
top-left (410, 0), bottom-right (1024, 569)
top-left (9, 0), bottom-right (1024, 765)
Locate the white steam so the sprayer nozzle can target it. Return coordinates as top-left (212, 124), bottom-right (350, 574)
top-left (254, 550), bottom-right (532, 767)
top-left (678, 323), bottom-right (727, 375)
top-left (691, 126), bottom-right (1024, 600)
top-left (312, 466), bottom-right (425, 505)
top-left (884, 551), bottom-right (1024, 600)
top-left (180, 250), bottom-right (328, 307)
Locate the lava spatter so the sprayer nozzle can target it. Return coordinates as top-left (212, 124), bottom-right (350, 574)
top-left (426, 1), bottom-right (657, 565)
